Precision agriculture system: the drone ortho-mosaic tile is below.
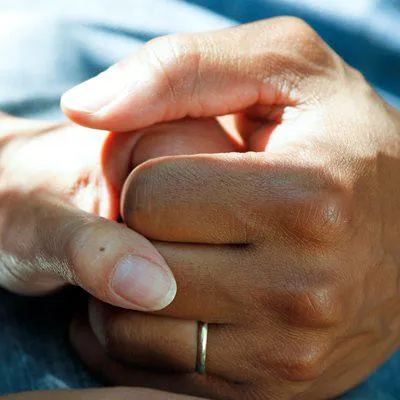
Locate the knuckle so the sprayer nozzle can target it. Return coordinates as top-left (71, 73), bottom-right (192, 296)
top-left (282, 190), bottom-right (352, 247)
top-left (266, 277), bottom-right (345, 329)
top-left (144, 35), bottom-right (182, 100)
top-left (271, 16), bottom-right (338, 78)
top-left (151, 33), bottom-right (197, 54)
top-left (146, 33), bottom-right (188, 57)
top-left (143, 34), bottom-right (200, 113)
top-left (279, 341), bottom-right (328, 382)
top-left (279, 16), bottom-right (317, 39)
top-left (280, 17), bottom-right (322, 53)
top-left (151, 33), bottom-right (200, 71)
top-left (285, 285), bottom-right (344, 328)
top-left (252, 330), bottom-right (330, 383)
top-left (309, 194), bottom-right (350, 241)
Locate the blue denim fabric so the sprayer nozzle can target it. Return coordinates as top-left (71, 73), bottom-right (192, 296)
top-left (0, 290), bottom-right (101, 394)
top-left (0, 0), bottom-right (399, 398)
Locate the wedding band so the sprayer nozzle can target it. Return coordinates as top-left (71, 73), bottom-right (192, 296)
top-left (196, 321), bottom-right (208, 374)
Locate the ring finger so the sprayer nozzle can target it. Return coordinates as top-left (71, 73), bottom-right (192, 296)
top-left (70, 314), bottom-right (245, 400)
top-left (88, 297), bottom-right (237, 379)
top-left (74, 301), bottom-right (314, 400)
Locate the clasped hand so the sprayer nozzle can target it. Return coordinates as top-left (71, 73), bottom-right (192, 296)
top-left (2, 17), bottom-right (400, 400)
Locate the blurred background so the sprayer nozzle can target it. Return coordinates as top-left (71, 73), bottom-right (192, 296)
top-left (0, 0), bottom-right (398, 120)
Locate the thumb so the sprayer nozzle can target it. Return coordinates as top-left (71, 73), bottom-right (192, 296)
top-left (61, 17), bottom-right (338, 132)
top-left (0, 191), bottom-right (176, 311)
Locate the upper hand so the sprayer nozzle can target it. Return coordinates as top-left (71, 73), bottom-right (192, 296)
top-left (65, 17), bottom-right (400, 400)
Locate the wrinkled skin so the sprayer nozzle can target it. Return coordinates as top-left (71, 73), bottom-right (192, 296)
top-left (63, 17), bottom-right (400, 400)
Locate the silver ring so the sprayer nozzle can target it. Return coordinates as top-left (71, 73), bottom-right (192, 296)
top-left (196, 321), bottom-right (208, 374)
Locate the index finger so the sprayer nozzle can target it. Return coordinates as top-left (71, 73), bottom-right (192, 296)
top-left (61, 17), bottom-right (336, 132)
top-left (121, 151), bottom-right (347, 245)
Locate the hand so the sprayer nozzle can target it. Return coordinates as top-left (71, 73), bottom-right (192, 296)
top-left (0, 114), bottom-right (236, 311)
top-left (4, 387), bottom-right (202, 399)
top-left (65, 17), bottom-right (400, 400)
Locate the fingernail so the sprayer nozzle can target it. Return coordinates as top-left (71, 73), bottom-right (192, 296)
top-left (111, 255), bottom-right (176, 311)
top-left (61, 66), bottom-right (126, 113)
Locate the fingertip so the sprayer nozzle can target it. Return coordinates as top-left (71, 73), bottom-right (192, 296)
top-left (60, 63), bottom-right (149, 131)
top-left (69, 315), bottom-right (91, 354)
top-left (60, 96), bottom-right (98, 128)
top-left (110, 255), bottom-right (177, 312)
top-left (69, 314), bottom-right (109, 371)
top-left (63, 212), bottom-right (177, 312)
top-left (61, 64), bottom-right (126, 113)
top-left (88, 297), bottom-right (108, 347)
top-left (61, 94), bottom-right (151, 132)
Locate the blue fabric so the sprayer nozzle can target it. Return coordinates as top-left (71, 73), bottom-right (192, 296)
top-left (0, 0), bottom-right (399, 398)
top-left (0, 289), bottom-right (101, 393)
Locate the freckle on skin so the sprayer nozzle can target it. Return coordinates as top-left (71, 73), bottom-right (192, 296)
top-left (99, 247), bottom-right (105, 252)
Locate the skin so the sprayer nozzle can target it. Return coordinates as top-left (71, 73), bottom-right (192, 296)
top-left (0, 115), bottom-right (179, 311)
top-left (0, 113), bottom-right (234, 400)
top-left (0, 114), bottom-right (236, 308)
top-left (60, 17), bottom-right (400, 400)
top-left (4, 388), bottom-right (201, 400)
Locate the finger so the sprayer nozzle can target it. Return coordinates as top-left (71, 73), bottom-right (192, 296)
top-left (130, 118), bottom-right (242, 168)
top-left (127, 240), bottom-right (336, 325)
top-left (72, 310), bottom-right (315, 399)
top-left (70, 316), bottom-right (243, 400)
top-left (150, 241), bottom-right (257, 323)
top-left (61, 17), bottom-right (337, 132)
top-left (121, 151), bottom-right (326, 244)
top-left (102, 117), bottom-right (241, 201)
top-left (86, 298), bottom-right (251, 380)
top-left (0, 191), bottom-right (176, 311)
top-left (88, 299), bottom-right (244, 380)
top-left (6, 388), bottom-right (201, 400)
top-left (88, 298), bottom-right (198, 373)
top-left (84, 299), bottom-right (334, 395)
top-left (122, 152), bottom-right (261, 244)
